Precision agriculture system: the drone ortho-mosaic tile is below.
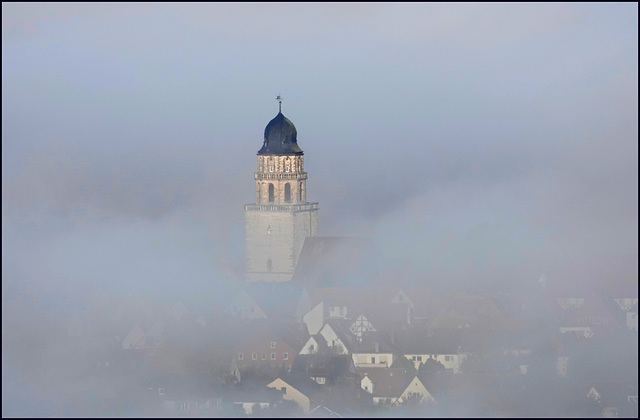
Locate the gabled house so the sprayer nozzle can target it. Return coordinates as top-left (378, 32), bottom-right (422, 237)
top-left (350, 331), bottom-right (396, 368)
top-left (225, 383), bottom-right (285, 415)
top-left (290, 353), bottom-right (357, 386)
top-left (300, 334), bottom-right (331, 356)
top-left (395, 328), bottom-right (466, 373)
top-left (303, 286), bottom-right (414, 333)
top-left (301, 320), bottom-right (396, 368)
top-left (231, 322), bottom-right (302, 370)
top-left (267, 373), bottom-right (323, 412)
top-left (350, 314), bottom-right (376, 340)
top-left (317, 321), bottom-right (352, 356)
top-left (303, 302), bottom-right (328, 336)
top-left (358, 367), bottom-right (434, 406)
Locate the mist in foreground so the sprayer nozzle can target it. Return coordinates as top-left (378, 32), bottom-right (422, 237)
top-left (3, 3), bottom-right (637, 417)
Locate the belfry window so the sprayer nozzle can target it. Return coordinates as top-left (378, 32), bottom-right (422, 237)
top-left (284, 183), bottom-right (291, 203)
top-left (268, 184), bottom-right (274, 203)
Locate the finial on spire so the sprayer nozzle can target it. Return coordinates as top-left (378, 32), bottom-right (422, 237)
top-left (276, 94), bottom-right (282, 113)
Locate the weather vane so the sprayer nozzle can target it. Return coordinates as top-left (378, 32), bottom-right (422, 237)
top-left (276, 94), bottom-right (282, 113)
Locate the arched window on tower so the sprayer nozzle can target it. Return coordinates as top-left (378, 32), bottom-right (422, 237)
top-left (299, 183), bottom-right (304, 202)
top-left (266, 258), bottom-right (272, 272)
top-left (268, 184), bottom-right (274, 203)
top-left (284, 183), bottom-right (291, 203)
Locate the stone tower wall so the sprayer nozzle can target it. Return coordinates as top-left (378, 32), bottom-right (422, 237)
top-left (245, 205), bottom-right (318, 282)
top-left (255, 155), bottom-right (306, 205)
top-left (245, 114), bottom-right (317, 282)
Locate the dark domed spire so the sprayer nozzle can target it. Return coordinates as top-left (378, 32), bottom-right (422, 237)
top-left (257, 111), bottom-right (304, 155)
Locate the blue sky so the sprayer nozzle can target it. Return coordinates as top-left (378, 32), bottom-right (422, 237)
top-left (2, 3), bottom-right (638, 297)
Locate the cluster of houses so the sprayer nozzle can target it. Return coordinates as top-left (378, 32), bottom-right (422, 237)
top-left (58, 275), bottom-right (637, 417)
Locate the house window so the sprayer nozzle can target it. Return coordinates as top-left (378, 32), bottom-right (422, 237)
top-left (417, 356), bottom-right (422, 361)
top-left (285, 166), bottom-right (290, 172)
top-left (445, 355), bottom-right (452, 362)
top-left (271, 352), bottom-right (276, 360)
top-left (270, 341), bottom-right (277, 349)
top-left (269, 166), bottom-right (274, 172)
top-left (159, 388), bottom-right (165, 396)
top-left (371, 357), bottom-right (376, 364)
top-left (262, 353), bottom-right (267, 360)
top-left (238, 353), bottom-right (244, 360)
top-left (252, 353), bottom-right (257, 360)
top-left (283, 352), bottom-right (288, 360)
top-left (309, 344), bottom-right (315, 353)
top-left (316, 377), bottom-right (325, 384)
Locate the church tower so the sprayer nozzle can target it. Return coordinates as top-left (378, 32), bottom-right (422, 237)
top-left (244, 101), bottom-right (319, 282)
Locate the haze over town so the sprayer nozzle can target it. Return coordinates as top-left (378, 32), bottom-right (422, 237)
top-left (2, 3), bottom-right (637, 417)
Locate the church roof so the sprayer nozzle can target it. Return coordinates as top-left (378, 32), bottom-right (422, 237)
top-left (292, 237), bottom-right (384, 288)
top-left (258, 112), bottom-right (304, 155)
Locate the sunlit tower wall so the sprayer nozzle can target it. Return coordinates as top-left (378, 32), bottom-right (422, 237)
top-left (244, 106), bottom-right (318, 282)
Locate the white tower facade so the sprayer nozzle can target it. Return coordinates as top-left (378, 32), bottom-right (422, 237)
top-left (244, 107), bottom-right (318, 282)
